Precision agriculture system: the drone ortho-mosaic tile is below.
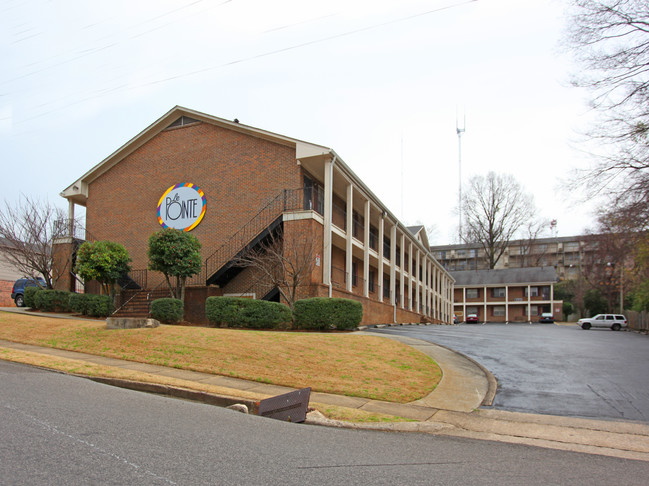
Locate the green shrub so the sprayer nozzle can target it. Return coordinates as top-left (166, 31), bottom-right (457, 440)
top-left (150, 298), bottom-right (184, 324)
top-left (87, 294), bottom-right (113, 317)
top-left (293, 297), bottom-right (363, 330)
top-left (205, 297), bottom-right (291, 329)
top-left (33, 289), bottom-right (73, 312)
top-left (24, 286), bottom-right (42, 308)
top-left (240, 300), bottom-right (291, 329)
top-left (69, 293), bottom-right (91, 315)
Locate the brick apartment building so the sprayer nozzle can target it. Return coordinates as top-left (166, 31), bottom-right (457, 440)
top-left (452, 267), bottom-right (562, 323)
top-left (430, 236), bottom-right (596, 280)
top-left (55, 106), bottom-right (454, 325)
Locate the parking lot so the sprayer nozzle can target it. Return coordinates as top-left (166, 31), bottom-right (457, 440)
top-left (373, 323), bottom-right (649, 422)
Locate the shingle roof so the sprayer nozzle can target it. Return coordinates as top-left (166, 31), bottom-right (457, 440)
top-left (407, 225), bottom-right (424, 235)
top-left (451, 266), bottom-right (558, 286)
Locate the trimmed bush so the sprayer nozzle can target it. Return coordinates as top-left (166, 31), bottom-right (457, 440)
top-left (205, 297), bottom-right (291, 329)
top-left (24, 286), bottom-right (42, 308)
top-left (293, 297), bottom-right (363, 330)
top-left (69, 293), bottom-right (92, 315)
top-left (33, 289), bottom-right (73, 312)
top-left (87, 294), bottom-right (113, 317)
top-left (150, 298), bottom-right (184, 324)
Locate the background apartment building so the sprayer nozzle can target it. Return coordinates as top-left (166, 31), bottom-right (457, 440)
top-left (431, 236), bottom-right (596, 280)
top-left (452, 267), bottom-right (562, 323)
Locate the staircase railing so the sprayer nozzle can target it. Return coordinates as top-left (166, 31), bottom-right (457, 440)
top-left (189, 188), bottom-right (304, 286)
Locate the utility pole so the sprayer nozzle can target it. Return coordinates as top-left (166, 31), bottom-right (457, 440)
top-left (456, 111), bottom-right (466, 243)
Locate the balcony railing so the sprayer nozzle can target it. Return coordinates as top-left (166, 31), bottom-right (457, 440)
top-left (53, 219), bottom-right (86, 240)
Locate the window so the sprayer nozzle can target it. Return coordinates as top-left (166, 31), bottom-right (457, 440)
top-left (456, 249), bottom-right (466, 258)
top-left (493, 306), bottom-right (505, 317)
top-left (369, 226), bottom-right (378, 250)
top-left (352, 211), bottom-right (364, 239)
top-left (492, 287), bottom-right (506, 298)
top-left (525, 287), bottom-right (539, 297)
top-left (530, 305), bottom-right (539, 316)
top-left (383, 275), bottom-right (390, 299)
top-left (396, 246), bottom-right (401, 266)
top-left (352, 262), bottom-right (358, 287)
top-left (466, 288), bottom-right (479, 299)
top-left (368, 270), bottom-right (376, 293)
top-left (564, 242), bottom-right (579, 252)
top-left (466, 306), bottom-right (478, 315)
top-left (303, 175), bottom-right (324, 215)
top-left (383, 235), bottom-right (391, 259)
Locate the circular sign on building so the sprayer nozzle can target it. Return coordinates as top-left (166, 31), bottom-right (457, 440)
top-left (157, 183), bottom-right (207, 231)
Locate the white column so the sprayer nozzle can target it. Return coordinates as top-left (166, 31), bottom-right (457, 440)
top-left (400, 233), bottom-right (405, 309)
top-left (378, 216), bottom-right (384, 302)
top-left (483, 285), bottom-right (487, 323)
top-left (408, 242), bottom-right (413, 311)
top-left (421, 256), bottom-right (427, 316)
top-left (550, 283), bottom-right (555, 317)
top-left (390, 224), bottom-right (396, 306)
top-left (415, 249), bottom-right (421, 313)
top-left (345, 183), bottom-right (353, 292)
top-left (363, 200), bottom-right (370, 298)
top-left (322, 157), bottom-right (334, 288)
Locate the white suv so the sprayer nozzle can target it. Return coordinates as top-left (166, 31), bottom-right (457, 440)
top-left (578, 314), bottom-right (627, 331)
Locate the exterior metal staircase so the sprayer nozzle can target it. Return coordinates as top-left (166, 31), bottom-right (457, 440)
top-left (189, 188), bottom-right (304, 287)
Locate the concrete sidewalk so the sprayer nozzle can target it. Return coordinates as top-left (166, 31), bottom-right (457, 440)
top-left (1, 308), bottom-right (649, 461)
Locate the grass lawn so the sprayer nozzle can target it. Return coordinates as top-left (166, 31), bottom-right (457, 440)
top-left (0, 312), bottom-right (441, 404)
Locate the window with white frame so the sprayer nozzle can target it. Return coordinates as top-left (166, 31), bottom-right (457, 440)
top-left (525, 287), bottom-right (539, 297)
top-left (492, 287), bottom-right (506, 298)
top-left (466, 288), bottom-right (479, 299)
top-left (493, 306), bottom-right (505, 317)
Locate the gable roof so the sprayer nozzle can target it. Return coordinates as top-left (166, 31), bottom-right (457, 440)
top-left (60, 106), bottom-right (330, 206)
top-left (407, 225), bottom-right (429, 248)
top-left (451, 266), bottom-right (558, 287)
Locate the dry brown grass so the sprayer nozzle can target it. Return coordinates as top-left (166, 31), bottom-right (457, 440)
top-left (0, 312), bottom-right (441, 403)
top-left (0, 347), bottom-right (412, 423)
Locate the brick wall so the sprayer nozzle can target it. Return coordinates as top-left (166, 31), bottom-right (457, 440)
top-left (85, 122), bottom-right (302, 285)
top-left (0, 280), bottom-right (14, 306)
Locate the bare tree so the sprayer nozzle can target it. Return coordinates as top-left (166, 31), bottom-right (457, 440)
top-left (234, 226), bottom-right (316, 309)
top-left (462, 172), bottom-right (537, 269)
top-left (565, 1), bottom-right (649, 229)
top-left (0, 196), bottom-right (68, 288)
top-left (518, 219), bottom-right (551, 267)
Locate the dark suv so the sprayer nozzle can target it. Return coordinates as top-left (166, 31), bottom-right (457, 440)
top-left (10, 277), bottom-right (46, 307)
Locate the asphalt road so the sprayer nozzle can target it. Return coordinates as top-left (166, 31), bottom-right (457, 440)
top-left (2, 360), bottom-right (649, 485)
top-left (373, 324), bottom-right (649, 422)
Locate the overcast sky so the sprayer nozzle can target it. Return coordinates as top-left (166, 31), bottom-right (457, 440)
top-left (1, 0), bottom-right (598, 244)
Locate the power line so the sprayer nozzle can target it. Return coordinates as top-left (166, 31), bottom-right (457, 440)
top-left (13, 0), bottom-right (478, 124)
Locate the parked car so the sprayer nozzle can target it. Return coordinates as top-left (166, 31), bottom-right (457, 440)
top-left (465, 314), bottom-right (479, 324)
top-left (453, 315), bottom-right (460, 324)
top-left (577, 314), bottom-right (627, 331)
top-left (538, 313), bottom-right (554, 323)
top-left (10, 277), bottom-right (46, 307)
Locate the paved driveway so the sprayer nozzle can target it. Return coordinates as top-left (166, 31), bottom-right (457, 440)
top-left (372, 324), bottom-right (649, 422)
